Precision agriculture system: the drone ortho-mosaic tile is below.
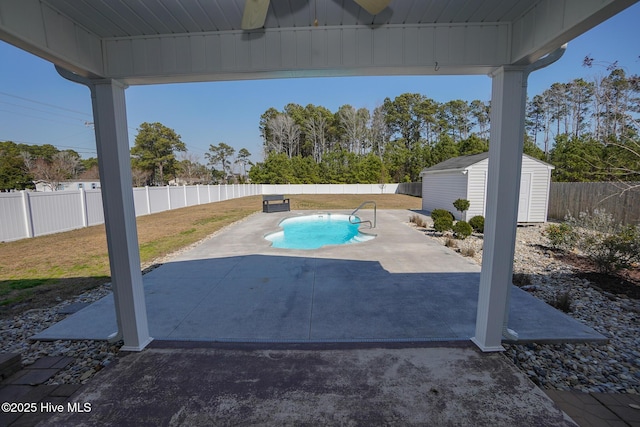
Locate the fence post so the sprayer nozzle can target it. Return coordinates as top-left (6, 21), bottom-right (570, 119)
top-left (183, 185), bottom-right (188, 207)
top-left (145, 186), bottom-right (151, 214)
top-left (79, 188), bottom-right (88, 227)
top-left (167, 185), bottom-right (171, 210)
top-left (21, 190), bottom-right (34, 238)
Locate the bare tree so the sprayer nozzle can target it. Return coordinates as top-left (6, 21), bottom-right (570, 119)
top-left (338, 105), bottom-right (369, 154)
top-left (28, 151), bottom-right (80, 191)
top-left (131, 167), bottom-right (152, 187)
top-left (266, 114), bottom-right (300, 158)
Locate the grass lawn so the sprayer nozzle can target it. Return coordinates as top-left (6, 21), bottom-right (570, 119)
top-left (0, 194), bottom-right (421, 316)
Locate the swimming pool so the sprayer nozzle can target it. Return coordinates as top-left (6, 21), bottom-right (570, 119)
top-left (265, 213), bottom-right (375, 249)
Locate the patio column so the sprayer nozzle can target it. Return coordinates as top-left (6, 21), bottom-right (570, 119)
top-left (472, 66), bottom-right (527, 352)
top-left (58, 67), bottom-right (151, 351)
top-left (90, 79), bottom-right (153, 351)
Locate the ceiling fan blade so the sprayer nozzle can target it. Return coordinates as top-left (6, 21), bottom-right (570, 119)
top-left (241, 0), bottom-right (270, 30)
top-left (353, 0), bottom-right (390, 15)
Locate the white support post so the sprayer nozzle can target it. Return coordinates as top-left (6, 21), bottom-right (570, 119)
top-left (167, 185), bottom-right (171, 210)
top-left (91, 79), bottom-right (152, 351)
top-left (472, 66), bottom-right (527, 352)
top-left (196, 184), bottom-right (201, 205)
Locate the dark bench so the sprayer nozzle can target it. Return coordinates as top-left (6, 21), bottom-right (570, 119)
top-left (263, 194), bottom-right (290, 213)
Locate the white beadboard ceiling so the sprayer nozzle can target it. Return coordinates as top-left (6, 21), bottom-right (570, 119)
top-left (42, 0), bottom-right (535, 38)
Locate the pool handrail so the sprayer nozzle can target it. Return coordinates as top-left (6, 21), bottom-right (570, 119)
top-left (349, 201), bottom-right (376, 228)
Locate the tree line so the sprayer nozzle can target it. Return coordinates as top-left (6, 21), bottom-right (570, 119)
top-left (250, 64), bottom-right (639, 184)
top-left (1, 61), bottom-right (637, 191)
top-left (0, 122), bottom-right (253, 191)
top-left (0, 141), bottom-right (99, 191)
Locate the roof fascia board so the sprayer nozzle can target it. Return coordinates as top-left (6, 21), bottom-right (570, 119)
top-left (510, 0), bottom-right (639, 65)
top-left (101, 23), bottom-right (511, 84)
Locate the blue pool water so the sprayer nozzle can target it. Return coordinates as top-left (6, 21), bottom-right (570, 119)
top-left (265, 214), bottom-right (375, 250)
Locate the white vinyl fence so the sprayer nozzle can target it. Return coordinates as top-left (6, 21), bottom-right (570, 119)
top-left (0, 184), bottom-right (260, 242)
top-left (0, 183), bottom-right (403, 242)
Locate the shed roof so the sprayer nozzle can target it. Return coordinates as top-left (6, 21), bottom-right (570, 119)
top-left (420, 152), bottom-right (553, 175)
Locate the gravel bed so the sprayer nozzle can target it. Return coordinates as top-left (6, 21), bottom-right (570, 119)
top-left (2, 212), bottom-right (638, 393)
top-left (412, 215), bottom-right (639, 394)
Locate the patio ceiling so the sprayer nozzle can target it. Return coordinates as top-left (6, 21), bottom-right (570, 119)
top-left (1, 0), bottom-right (637, 84)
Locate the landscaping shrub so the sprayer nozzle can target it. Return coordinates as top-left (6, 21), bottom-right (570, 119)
top-left (583, 225), bottom-right (640, 273)
top-left (564, 209), bottom-right (640, 273)
top-left (431, 209), bottom-right (453, 222)
top-left (453, 221), bottom-right (473, 239)
top-left (512, 273), bottom-right (532, 287)
top-left (460, 246), bottom-right (475, 257)
top-left (543, 223), bottom-right (577, 251)
top-left (469, 215), bottom-right (484, 233)
top-left (409, 214), bottom-right (427, 228)
top-left (550, 291), bottom-right (572, 313)
top-left (453, 198), bottom-right (470, 215)
top-left (433, 216), bottom-right (453, 233)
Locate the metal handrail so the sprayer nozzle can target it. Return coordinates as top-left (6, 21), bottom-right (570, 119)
top-left (349, 201), bottom-right (376, 228)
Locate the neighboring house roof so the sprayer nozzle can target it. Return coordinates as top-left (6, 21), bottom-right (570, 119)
top-left (420, 152), bottom-right (553, 175)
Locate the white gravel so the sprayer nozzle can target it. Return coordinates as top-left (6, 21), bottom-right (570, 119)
top-left (414, 216), bottom-right (639, 394)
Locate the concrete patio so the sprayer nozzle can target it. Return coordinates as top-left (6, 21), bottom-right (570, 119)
top-left (34, 209), bottom-right (604, 345)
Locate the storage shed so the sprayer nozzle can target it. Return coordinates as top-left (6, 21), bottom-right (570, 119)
top-left (420, 152), bottom-right (554, 223)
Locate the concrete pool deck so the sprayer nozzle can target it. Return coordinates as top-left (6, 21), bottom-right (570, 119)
top-left (33, 209), bottom-right (605, 344)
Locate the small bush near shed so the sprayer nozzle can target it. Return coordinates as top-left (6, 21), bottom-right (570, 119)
top-left (433, 216), bottom-right (454, 233)
top-left (469, 215), bottom-right (485, 233)
top-left (431, 209), bottom-right (454, 222)
top-left (453, 198), bottom-right (470, 214)
top-left (453, 221), bottom-right (473, 239)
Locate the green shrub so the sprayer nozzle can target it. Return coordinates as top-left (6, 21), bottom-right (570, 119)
top-left (469, 216), bottom-right (485, 233)
top-left (584, 225), bottom-right (640, 273)
top-left (453, 221), bottom-right (473, 239)
top-left (433, 216), bottom-right (453, 233)
top-left (544, 223), bottom-right (577, 251)
top-left (564, 209), bottom-right (640, 273)
top-left (431, 209), bottom-right (452, 221)
top-left (453, 198), bottom-right (470, 214)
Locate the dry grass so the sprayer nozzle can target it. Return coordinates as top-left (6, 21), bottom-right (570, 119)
top-left (0, 194), bottom-right (420, 315)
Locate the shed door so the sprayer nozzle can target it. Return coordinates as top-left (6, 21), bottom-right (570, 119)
top-left (518, 173), bottom-right (532, 222)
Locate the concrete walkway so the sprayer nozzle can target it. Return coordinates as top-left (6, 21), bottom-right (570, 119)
top-left (34, 210), bottom-right (604, 344)
top-left (41, 342), bottom-right (578, 426)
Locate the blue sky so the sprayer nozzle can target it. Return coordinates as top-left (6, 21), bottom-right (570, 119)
top-left (1, 3), bottom-right (639, 164)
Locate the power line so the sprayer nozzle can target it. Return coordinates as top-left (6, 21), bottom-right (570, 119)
top-left (0, 91), bottom-right (91, 117)
top-left (0, 108), bottom-right (86, 126)
top-left (0, 100), bottom-right (89, 122)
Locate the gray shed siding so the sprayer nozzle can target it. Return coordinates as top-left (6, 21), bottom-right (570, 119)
top-left (421, 172), bottom-right (468, 220)
top-left (421, 154), bottom-right (552, 223)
